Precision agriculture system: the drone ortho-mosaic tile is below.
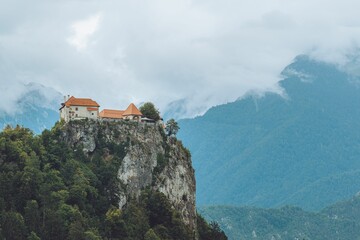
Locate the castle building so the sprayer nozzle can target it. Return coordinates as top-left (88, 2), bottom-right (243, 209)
top-left (99, 103), bottom-right (143, 121)
top-left (60, 96), bottom-right (100, 122)
top-left (122, 103), bottom-right (143, 120)
top-left (99, 109), bottom-right (124, 119)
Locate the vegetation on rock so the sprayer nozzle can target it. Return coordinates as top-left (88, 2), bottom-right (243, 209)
top-left (165, 119), bottom-right (180, 137)
top-left (139, 102), bottom-right (161, 121)
top-left (0, 124), bottom-right (226, 239)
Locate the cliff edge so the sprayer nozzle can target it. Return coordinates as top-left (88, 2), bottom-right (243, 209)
top-left (59, 119), bottom-right (197, 236)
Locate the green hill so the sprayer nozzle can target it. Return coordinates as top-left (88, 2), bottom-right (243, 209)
top-left (199, 195), bottom-right (360, 240)
top-left (178, 55), bottom-right (360, 210)
top-left (0, 123), bottom-right (226, 240)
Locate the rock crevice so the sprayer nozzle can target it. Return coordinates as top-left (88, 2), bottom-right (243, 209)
top-left (60, 119), bottom-right (197, 235)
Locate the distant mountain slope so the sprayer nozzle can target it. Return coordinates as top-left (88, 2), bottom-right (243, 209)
top-left (162, 98), bottom-right (210, 121)
top-left (0, 83), bottom-right (61, 134)
top-left (163, 99), bottom-right (189, 121)
top-left (178, 55), bottom-right (360, 210)
top-left (322, 192), bottom-right (360, 222)
top-left (198, 195), bottom-right (360, 240)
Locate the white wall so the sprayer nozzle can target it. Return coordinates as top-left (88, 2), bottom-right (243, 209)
top-left (60, 106), bottom-right (99, 122)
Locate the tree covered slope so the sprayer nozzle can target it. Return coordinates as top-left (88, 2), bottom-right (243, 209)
top-left (198, 194), bottom-right (360, 240)
top-left (0, 123), bottom-right (227, 240)
top-left (179, 55), bottom-right (360, 210)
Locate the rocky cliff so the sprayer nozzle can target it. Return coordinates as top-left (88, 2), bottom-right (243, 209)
top-left (59, 119), bottom-right (197, 236)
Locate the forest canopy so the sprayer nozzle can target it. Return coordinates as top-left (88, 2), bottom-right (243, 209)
top-left (0, 124), bottom-right (226, 240)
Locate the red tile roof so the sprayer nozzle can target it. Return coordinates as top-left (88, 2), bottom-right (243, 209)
top-left (87, 107), bottom-right (99, 111)
top-left (99, 109), bottom-right (124, 119)
top-left (64, 96), bottom-right (100, 107)
top-left (122, 103), bottom-right (142, 116)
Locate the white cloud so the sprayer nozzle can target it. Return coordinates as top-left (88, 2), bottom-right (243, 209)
top-left (0, 82), bottom-right (27, 115)
top-left (1, 0), bottom-right (360, 117)
top-left (67, 13), bottom-right (101, 51)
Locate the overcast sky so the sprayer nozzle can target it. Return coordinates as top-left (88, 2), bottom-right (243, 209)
top-left (1, 0), bottom-right (360, 117)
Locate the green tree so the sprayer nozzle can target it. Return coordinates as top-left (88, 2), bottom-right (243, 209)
top-left (153, 225), bottom-right (171, 239)
top-left (68, 219), bottom-right (86, 240)
top-left (19, 155), bottom-right (43, 209)
top-left (84, 229), bottom-right (102, 240)
top-left (144, 228), bottom-right (161, 240)
top-left (105, 207), bottom-right (127, 239)
top-left (24, 200), bottom-right (41, 234)
top-left (123, 203), bottom-right (150, 239)
top-left (209, 221), bottom-right (227, 240)
top-left (41, 209), bottom-right (67, 240)
top-left (197, 214), bottom-right (227, 240)
top-left (1, 211), bottom-right (27, 240)
top-left (165, 118), bottom-right (180, 136)
top-left (146, 191), bottom-right (172, 227)
top-left (27, 231), bottom-right (41, 240)
top-left (141, 190), bottom-right (192, 239)
top-left (140, 102), bottom-right (161, 121)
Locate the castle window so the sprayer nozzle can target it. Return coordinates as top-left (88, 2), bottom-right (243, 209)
top-left (75, 107), bottom-right (78, 111)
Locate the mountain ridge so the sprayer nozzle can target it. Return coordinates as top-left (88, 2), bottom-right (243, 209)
top-left (178, 55), bottom-right (360, 210)
top-left (198, 193), bottom-right (360, 240)
top-left (0, 82), bottom-right (62, 133)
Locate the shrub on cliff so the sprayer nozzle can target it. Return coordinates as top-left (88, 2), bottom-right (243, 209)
top-left (140, 102), bottom-right (161, 121)
top-left (166, 118), bottom-right (180, 137)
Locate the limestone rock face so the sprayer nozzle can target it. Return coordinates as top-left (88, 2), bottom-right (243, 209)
top-left (60, 119), bottom-right (197, 236)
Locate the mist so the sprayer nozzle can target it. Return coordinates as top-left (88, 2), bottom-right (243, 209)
top-left (1, 0), bottom-right (360, 117)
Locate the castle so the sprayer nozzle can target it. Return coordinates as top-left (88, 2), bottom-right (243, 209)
top-left (60, 96), bottom-right (144, 122)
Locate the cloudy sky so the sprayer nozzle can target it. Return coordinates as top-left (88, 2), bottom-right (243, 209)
top-left (1, 0), bottom-right (360, 117)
